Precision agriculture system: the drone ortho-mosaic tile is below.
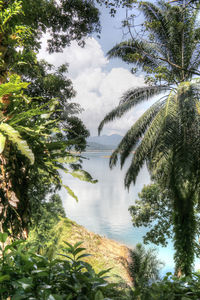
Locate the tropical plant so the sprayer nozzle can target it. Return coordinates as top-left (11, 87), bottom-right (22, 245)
top-left (129, 183), bottom-right (200, 260)
top-left (99, 1), bottom-right (200, 275)
top-left (0, 76), bottom-right (60, 235)
top-left (0, 233), bottom-right (115, 299)
top-left (27, 194), bottom-right (67, 255)
top-left (0, 1), bottom-right (100, 239)
top-left (138, 272), bottom-right (200, 300)
top-left (128, 243), bottom-right (163, 294)
top-left (0, 0), bottom-right (101, 70)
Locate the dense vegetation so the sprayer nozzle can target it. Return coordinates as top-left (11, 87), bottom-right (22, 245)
top-left (99, 0), bottom-right (200, 276)
top-left (0, 0), bottom-right (200, 299)
top-left (0, 0), bottom-right (99, 238)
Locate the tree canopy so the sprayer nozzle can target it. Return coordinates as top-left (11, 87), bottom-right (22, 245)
top-left (0, 0), bottom-right (100, 237)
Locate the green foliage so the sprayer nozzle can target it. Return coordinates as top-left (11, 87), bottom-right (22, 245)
top-left (0, 0), bottom-right (101, 240)
top-left (129, 184), bottom-right (173, 246)
top-left (137, 272), bottom-right (200, 300)
top-left (17, 60), bottom-right (90, 153)
top-left (111, 0), bottom-right (200, 83)
top-left (28, 194), bottom-right (66, 254)
top-left (0, 233), bottom-right (115, 299)
top-left (0, 75), bottom-right (96, 237)
top-left (99, 0), bottom-right (200, 275)
top-left (0, 122), bottom-right (34, 164)
top-left (128, 244), bottom-right (163, 292)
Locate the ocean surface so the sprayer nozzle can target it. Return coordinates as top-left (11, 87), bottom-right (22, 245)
top-left (60, 151), bottom-right (200, 275)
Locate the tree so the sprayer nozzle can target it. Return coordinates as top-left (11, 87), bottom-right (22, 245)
top-left (0, 0), bottom-right (101, 71)
top-left (17, 60), bottom-right (90, 152)
top-left (129, 183), bottom-right (200, 262)
top-left (27, 194), bottom-right (66, 254)
top-left (99, 1), bottom-right (200, 275)
top-left (0, 1), bottom-right (98, 238)
top-left (129, 184), bottom-right (173, 247)
top-left (0, 0), bottom-right (92, 149)
top-left (128, 243), bottom-right (163, 291)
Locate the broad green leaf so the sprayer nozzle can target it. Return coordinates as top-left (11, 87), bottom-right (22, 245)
top-left (73, 247), bottom-right (86, 256)
top-left (0, 82), bottom-right (29, 97)
top-left (98, 268), bottom-right (112, 277)
top-left (0, 275), bottom-right (10, 282)
top-left (0, 132), bottom-right (6, 153)
top-left (0, 232), bottom-right (8, 243)
top-left (95, 290), bottom-right (104, 300)
top-left (74, 241), bottom-right (84, 249)
top-left (77, 253), bottom-right (92, 260)
top-left (0, 123), bottom-right (34, 164)
top-left (70, 169), bottom-right (97, 184)
top-left (63, 185), bottom-right (78, 202)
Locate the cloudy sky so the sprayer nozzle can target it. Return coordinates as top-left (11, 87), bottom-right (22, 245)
top-left (38, 5), bottom-right (155, 136)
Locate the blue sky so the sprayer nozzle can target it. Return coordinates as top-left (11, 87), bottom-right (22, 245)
top-left (39, 4), bottom-right (157, 136)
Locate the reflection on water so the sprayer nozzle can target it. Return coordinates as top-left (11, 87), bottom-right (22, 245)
top-left (60, 151), bottom-right (175, 274)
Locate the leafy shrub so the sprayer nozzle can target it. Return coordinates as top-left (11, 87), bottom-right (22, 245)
top-left (135, 272), bottom-right (200, 300)
top-left (0, 233), bottom-right (115, 299)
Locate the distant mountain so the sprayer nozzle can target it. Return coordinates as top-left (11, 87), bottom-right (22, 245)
top-left (87, 134), bottom-right (123, 146)
top-left (86, 142), bottom-right (114, 151)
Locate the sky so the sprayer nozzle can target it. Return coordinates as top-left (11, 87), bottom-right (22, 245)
top-left (38, 4), bottom-right (155, 136)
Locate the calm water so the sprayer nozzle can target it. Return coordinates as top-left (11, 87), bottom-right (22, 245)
top-left (60, 151), bottom-right (199, 275)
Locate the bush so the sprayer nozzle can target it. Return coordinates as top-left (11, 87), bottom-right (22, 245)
top-left (135, 272), bottom-right (200, 300)
top-left (0, 233), bottom-right (115, 299)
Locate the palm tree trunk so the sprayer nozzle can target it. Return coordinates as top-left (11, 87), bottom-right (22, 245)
top-left (173, 192), bottom-right (196, 276)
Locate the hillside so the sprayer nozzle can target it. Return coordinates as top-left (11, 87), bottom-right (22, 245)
top-left (86, 134), bottom-right (123, 151)
top-left (86, 141), bottom-right (115, 150)
top-left (41, 218), bottom-right (133, 286)
top-left (87, 134), bottom-right (123, 145)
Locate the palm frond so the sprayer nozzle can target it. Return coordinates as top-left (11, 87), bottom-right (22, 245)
top-left (109, 97), bottom-right (166, 169)
top-left (107, 40), bottom-right (161, 70)
top-left (139, 2), bottom-right (170, 47)
top-left (98, 85), bottom-right (168, 134)
top-left (124, 107), bottom-right (166, 188)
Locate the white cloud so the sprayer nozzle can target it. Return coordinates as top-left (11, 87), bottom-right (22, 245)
top-left (73, 66), bottom-right (147, 135)
top-left (38, 37), bottom-right (150, 136)
top-left (38, 37), bottom-right (108, 78)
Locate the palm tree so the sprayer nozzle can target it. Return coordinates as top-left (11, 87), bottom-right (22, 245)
top-left (128, 243), bottom-right (163, 290)
top-left (99, 1), bottom-right (200, 275)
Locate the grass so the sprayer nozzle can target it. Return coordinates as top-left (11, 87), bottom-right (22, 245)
top-left (45, 217), bottom-right (133, 285)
